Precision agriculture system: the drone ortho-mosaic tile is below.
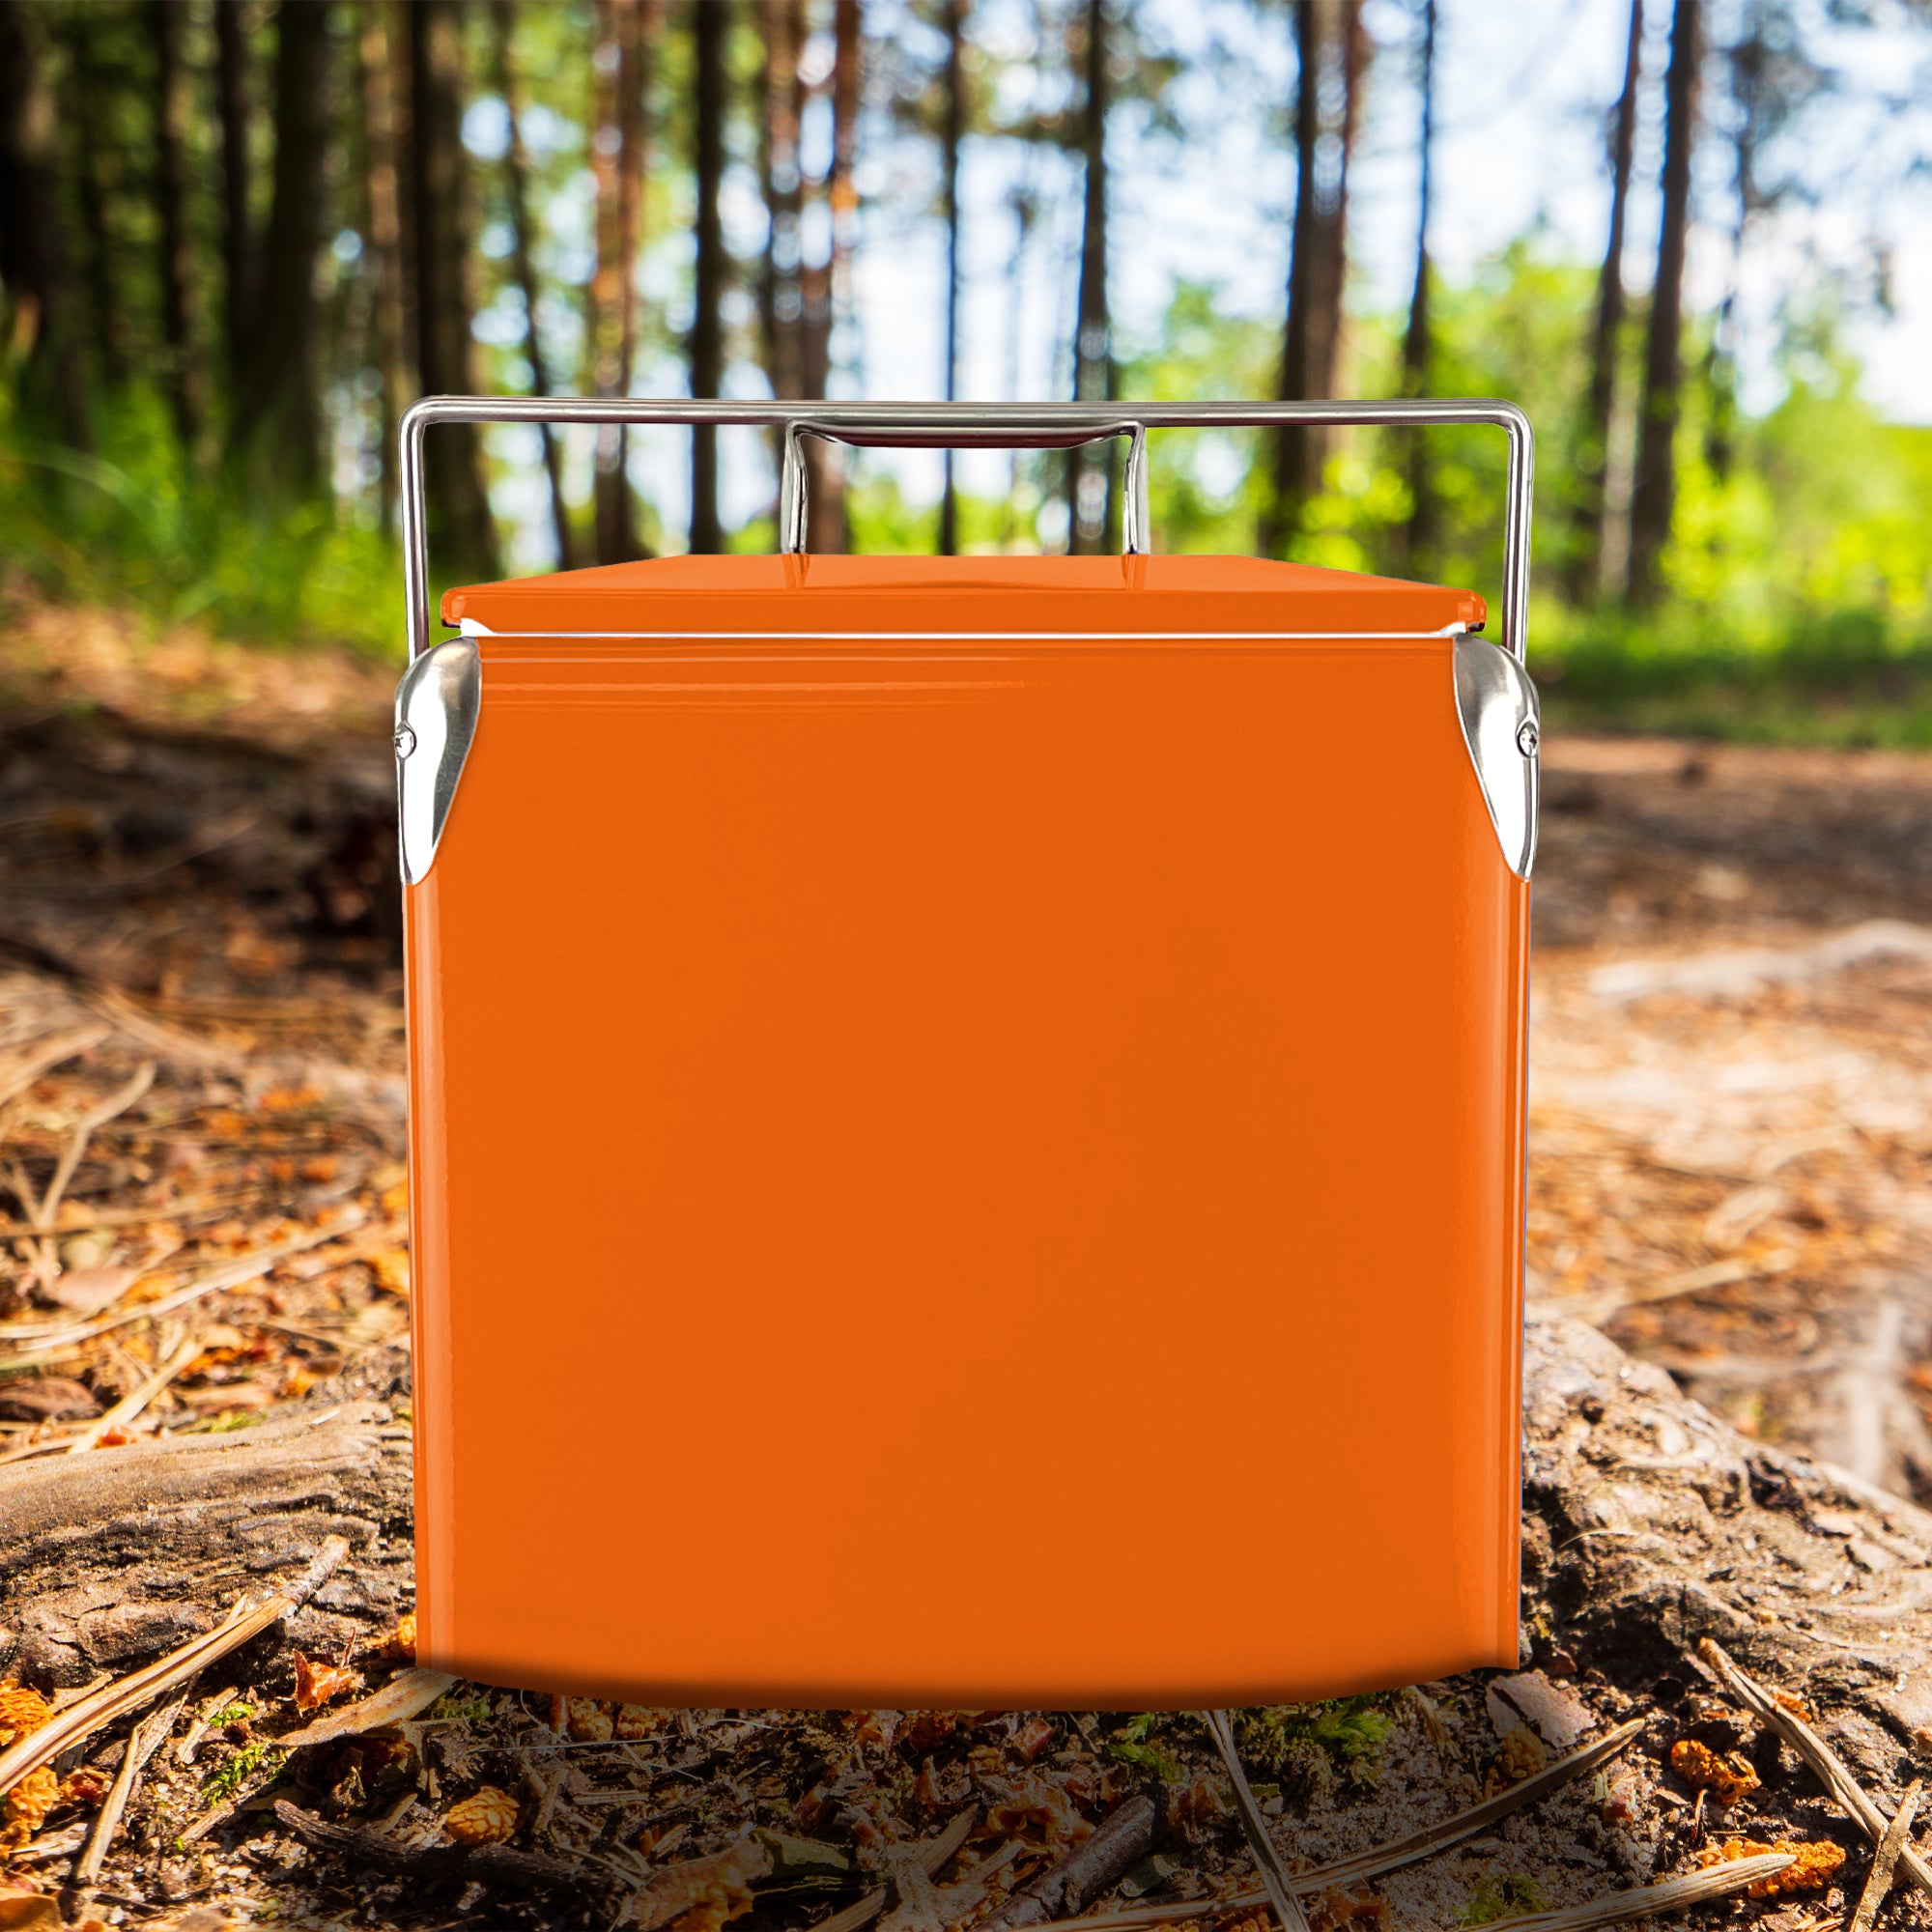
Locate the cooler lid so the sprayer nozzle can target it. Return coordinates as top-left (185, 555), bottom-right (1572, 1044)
top-left (441, 553), bottom-right (1486, 639)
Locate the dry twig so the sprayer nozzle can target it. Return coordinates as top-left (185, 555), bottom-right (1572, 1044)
top-left (1698, 1638), bottom-right (1932, 1901)
top-left (1492, 1854), bottom-right (1794, 1932)
top-left (276, 1668), bottom-right (457, 1748)
top-left (1847, 1776), bottom-right (1922, 1932)
top-left (2, 1210), bottom-right (363, 1358)
top-left (176, 1686), bottom-right (240, 1766)
top-left (8, 1060), bottom-right (155, 1291)
top-left (0, 1024), bottom-right (108, 1110)
top-left (1046, 1719), bottom-right (1647, 1932)
top-left (273, 1798), bottom-right (598, 1895)
top-left (71, 1683), bottom-right (192, 1884)
top-left (64, 1324), bottom-right (202, 1453)
top-left (814, 1811), bottom-right (976, 1932)
top-left (980, 1792), bottom-right (1161, 1932)
top-left (1201, 1709), bottom-right (1312, 1932)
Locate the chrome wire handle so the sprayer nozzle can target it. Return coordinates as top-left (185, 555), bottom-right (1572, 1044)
top-left (779, 414), bottom-right (1150, 556)
top-left (400, 396), bottom-right (1534, 662)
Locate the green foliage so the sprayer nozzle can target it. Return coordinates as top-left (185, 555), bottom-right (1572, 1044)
top-left (1107, 1712), bottom-right (1187, 1784)
top-left (1235, 1698), bottom-right (1395, 1806)
top-left (1460, 1873), bottom-right (1550, 1925)
top-left (1107, 253), bottom-right (1932, 742)
top-left (198, 1740), bottom-right (283, 1804)
top-left (0, 384), bottom-right (401, 656)
top-left (428, 1692), bottom-right (495, 1724)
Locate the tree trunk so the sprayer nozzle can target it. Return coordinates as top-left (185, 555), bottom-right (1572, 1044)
top-left (213, 0), bottom-right (255, 391)
top-left (60, 19), bottom-right (128, 391)
top-left (232, 0), bottom-right (331, 496)
top-left (491, 0), bottom-right (574, 570)
top-left (1065, 0), bottom-right (1112, 555)
top-left (689, 0), bottom-right (727, 555)
top-left (589, 0), bottom-right (648, 566)
top-left (1398, 0), bottom-right (1435, 576)
top-left (1268, 0), bottom-right (1363, 556)
top-left (407, 0), bottom-right (498, 582)
top-left (938, 0), bottom-right (966, 556)
top-left (0, 0), bottom-right (88, 445)
top-left (357, 2), bottom-right (410, 534)
top-left (807, 0), bottom-right (861, 552)
top-left (1628, 0), bottom-right (1699, 609)
top-left (147, 0), bottom-right (202, 457)
top-left (756, 0), bottom-right (805, 404)
top-left (1569, 0), bottom-right (1643, 603)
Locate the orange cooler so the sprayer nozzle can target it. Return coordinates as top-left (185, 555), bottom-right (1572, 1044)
top-left (395, 402), bottom-right (1540, 1709)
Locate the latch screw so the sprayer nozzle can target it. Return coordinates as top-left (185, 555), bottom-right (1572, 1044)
top-left (1516, 718), bottom-right (1540, 758)
top-left (393, 723), bottom-right (418, 759)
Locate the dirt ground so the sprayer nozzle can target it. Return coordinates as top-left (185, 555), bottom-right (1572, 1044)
top-left (1529, 736), bottom-right (1932, 1497)
top-left (5, 603), bottom-right (1932, 1930)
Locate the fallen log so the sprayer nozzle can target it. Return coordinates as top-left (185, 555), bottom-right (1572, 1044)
top-left (0, 1400), bottom-right (412, 1690)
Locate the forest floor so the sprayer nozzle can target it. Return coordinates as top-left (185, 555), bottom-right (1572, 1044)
top-left (5, 602), bottom-right (1932, 1932)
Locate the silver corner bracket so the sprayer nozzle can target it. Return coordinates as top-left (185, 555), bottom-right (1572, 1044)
top-left (1455, 635), bottom-right (1539, 881)
top-left (395, 638), bottom-right (481, 886)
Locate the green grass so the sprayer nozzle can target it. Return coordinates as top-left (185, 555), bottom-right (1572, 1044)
top-left (1534, 603), bottom-right (1932, 746)
top-left (0, 387), bottom-right (401, 657)
top-left (1107, 1713), bottom-right (1188, 1784)
top-left (198, 1740), bottom-right (283, 1804)
top-left (1235, 1698), bottom-right (1396, 1804)
top-left (1461, 1873), bottom-right (1551, 1925)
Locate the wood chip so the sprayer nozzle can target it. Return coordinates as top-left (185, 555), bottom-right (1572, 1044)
top-left (276, 1668), bottom-right (457, 1748)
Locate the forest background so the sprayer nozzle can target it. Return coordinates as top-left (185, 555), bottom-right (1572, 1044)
top-left (2, 0), bottom-right (1931, 741)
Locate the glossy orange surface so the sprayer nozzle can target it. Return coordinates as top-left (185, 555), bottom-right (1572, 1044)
top-left (407, 554), bottom-right (1526, 1708)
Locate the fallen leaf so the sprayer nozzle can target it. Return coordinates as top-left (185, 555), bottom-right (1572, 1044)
top-left (59, 1766), bottom-right (109, 1807)
top-left (1014, 1716), bottom-right (1057, 1763)
top-left (291, 1653), bottom-right (363, 1715)
top-left (36, 1266), bottom-right (139, 1316)
top-left (1487, 1671), bottom-right (1595, 1751)
top-left (0, 1891), bottom-right (61, 1932)
top-left (368, 1246), bottom-right (410, 1296)
top-left (0, 1378), bottom-right (99, 1424)
top-left (627, 1840), bottom-right (774, 1932)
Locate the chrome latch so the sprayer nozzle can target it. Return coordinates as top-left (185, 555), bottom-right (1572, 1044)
top-left (1454, 635), bottom-right (1539, 881)
top-left (394, 639), bottom-right (481, 886)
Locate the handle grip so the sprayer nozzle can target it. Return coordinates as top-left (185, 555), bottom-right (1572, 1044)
top-left (779, 414), bottom-right (1148, 555)
top-left (400, 397), bottom-right (1534, 660)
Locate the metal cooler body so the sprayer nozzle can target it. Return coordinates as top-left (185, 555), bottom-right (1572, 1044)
top-left (396, 402), bottom-right (1539, 1709)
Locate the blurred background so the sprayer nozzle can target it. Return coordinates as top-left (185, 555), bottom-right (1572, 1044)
top-left (1, 0), bottom-right (1930, 733)
top-left (8, 0), bottom-right (1932, 1508)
